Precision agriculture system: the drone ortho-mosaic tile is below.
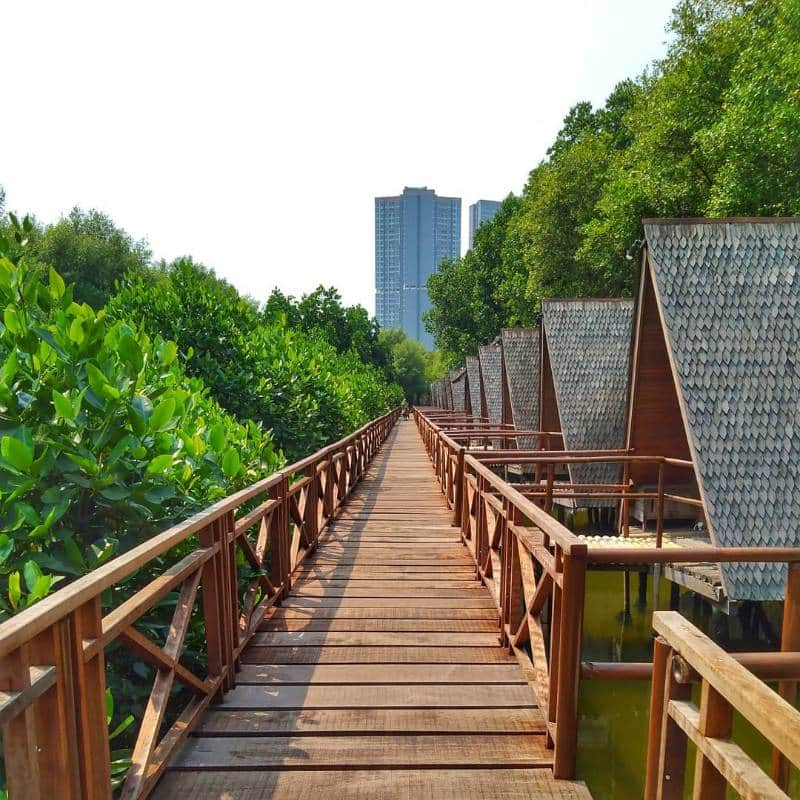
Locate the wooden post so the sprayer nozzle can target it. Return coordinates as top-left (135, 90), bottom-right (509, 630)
top-left (656, 650), bottom-right (691, 799)
top-left (644, 636), bottom-right (670, 800)
top-left (553, 550), bottom-right (587, 779)
top-left (303, 462), bottom-right (320, 549)
top-left (453, 446), bottom-right (465, 528)
top-left (621, 461), bottom-right (630, 537)
top-left (692, 681), bottom-right (733, 799)
top-left (70, 598), bottom-right (112, 799)
top-left (656, 462), bottom-right (665, 548)
top-left (771, 562), bottom-right (800, 789)
top-left (0, 645), bottom-right (42, 800)
top-left (545, 462), bottom-right (555, 513)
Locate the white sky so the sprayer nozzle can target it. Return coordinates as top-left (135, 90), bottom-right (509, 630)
top-left (2, 1), bottom-right (675, 314)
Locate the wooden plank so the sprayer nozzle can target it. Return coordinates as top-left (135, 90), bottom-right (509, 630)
top-left (170, 733), bottom-right (551, 769)
top-left (218, 683), bottom-right (536, 709)
top-left (290, 587), bottom-right (488, 598)
top-left (196, 707), bottom-right (545, 735)
top-left (259, 618), bottom-right (499, 632)
top-left (266, 606), bottom-right (497, 620)
top-left (234, 664), bottom-right (526, 685)
top-left (282, 598), bottom-right (495, 608)
top-left (154, 768), bottom-right (592, 800)
top-left (241, 646), bottom-right (516, 664)
top-left (250, 631), bottom-right (501, 647)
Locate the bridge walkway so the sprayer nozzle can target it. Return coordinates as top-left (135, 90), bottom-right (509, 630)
top-left (153, 420), bottom-right (592, 799)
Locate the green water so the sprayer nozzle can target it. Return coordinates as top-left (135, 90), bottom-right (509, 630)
top-left (576, 571), bottom-right (799, 799)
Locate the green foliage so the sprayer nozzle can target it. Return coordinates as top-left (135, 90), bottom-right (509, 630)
top-left (263, 285), bottom-right (391, 372)
top-left (377, 329), bottom-right (429, 402)
top-left (0, 217), bottom-right (279, 616)
top-left (110, 260), bottom-right (401, 460)
top-left (17, 208), bottom-right (152, 309)
top-left (425, 0), bottom-right (800, 365)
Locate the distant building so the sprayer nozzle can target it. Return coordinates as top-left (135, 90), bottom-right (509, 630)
top-left (468, 199), bottom-right (502, 248)
top-left (375, 187), bottom-right (461, 348)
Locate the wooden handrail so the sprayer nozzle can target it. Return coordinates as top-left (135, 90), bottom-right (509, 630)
top-left (645, 605), bottom-right (800, 799)
top-left (0, 408), bottom-right (399, 800)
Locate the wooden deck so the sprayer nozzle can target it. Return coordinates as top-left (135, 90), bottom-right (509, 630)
top-left (153, 421), bottom-right (592, 799)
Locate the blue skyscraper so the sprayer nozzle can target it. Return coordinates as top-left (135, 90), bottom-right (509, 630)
top-left (375, 187), bottom-right (461, 349)
top-left (468, 199), bottom-right (502, 248)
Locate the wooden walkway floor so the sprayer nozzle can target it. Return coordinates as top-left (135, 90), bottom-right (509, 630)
top-left (153, 421), bottom-right (592, 799)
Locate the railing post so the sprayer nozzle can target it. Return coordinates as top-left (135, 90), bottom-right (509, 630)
top-left (553, 549), bottom-right (586, 779)
top-left (656, 462), bottom-right (665, 548)
top-left (644, 636), bottom-right (670, 800)
top-left (772, 561), bottom-right (800, 789)
top-left (453, 446), bottom-right (465, 527)
top-left (304, 462), bottom-right (320, 548)
top-left (656, 649), bottom-right (691, 799)
top-left (621, 461), bottom-right (630, 537)
top-left (70, 598), bottom-right (112, 799)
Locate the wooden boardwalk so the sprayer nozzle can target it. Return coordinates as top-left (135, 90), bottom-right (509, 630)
top-left (153, 421), bottom-right (592, 799)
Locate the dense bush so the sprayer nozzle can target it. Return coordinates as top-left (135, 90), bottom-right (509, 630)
top-left (110, 259), bottom-right (402, 459)
top-left (0, 217), bottom-right (280, 616)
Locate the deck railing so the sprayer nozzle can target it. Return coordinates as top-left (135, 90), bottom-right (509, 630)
top-left (413, 406), bottom-right (800, 782)
top-left (645, 605), bottom-right (800, 799)
top-left (0, 409), bottom-right (398, 800)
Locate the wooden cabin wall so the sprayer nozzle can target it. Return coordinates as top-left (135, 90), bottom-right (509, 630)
top-left (627, 267), bottom-right (694, 486)
top-left (539, 332), bottom-right (562, 437)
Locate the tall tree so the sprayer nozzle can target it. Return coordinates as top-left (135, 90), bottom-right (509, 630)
top-left (31, 208), bottom-right (151, 308)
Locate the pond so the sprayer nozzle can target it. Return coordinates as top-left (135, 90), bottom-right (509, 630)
top-left (575, 570), bottom-right (799, 799)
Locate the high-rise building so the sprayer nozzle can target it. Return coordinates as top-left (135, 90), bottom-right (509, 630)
top-left (375, 187), bottom-right (461, 349)
top-left (468, 199), bottom-right (502, 248)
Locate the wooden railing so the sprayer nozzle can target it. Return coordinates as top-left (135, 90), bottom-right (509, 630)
top-left (645, 601), bottom-right (800, 799)
top-left (413, 406), bottom-right (800, 781)
top-left (415, 407), bottom-right (699, 544)
top-left (0, 409), bottom-right (398, 800)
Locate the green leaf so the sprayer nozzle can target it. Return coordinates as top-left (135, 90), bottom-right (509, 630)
top-left (8, 572), bottom-right (21, 610)
top-left (3, 306), bottom-right (22, 335)
top-left (99, 485), bottom-right (131, 501)
top-left (221, 448), bottom-right (240, 478)
top-left (209, 424), bottom-right (227, 453)
top-left (159, 340), bottom-right (178, 366)
top-left (146, 453), bottom-right (174, 475)
top-left (23, 560), bottom-right (42, 593)
top-left (0, 534), bottom-right (13, 563)
top-left (1, 436), bottom-right (34, 472)
top-left (52, 389), bottom-right (74, 420)
top-left (150, 398), bottom-right (176, 431)
top-left (118, 333), bottom-right (143, 373)
top-left (49, 267), bottom-right (65, 299)
top-left (131, 394), bottom-right (153, 421)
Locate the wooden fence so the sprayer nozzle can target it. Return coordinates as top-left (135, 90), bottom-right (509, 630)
top-left (0, 410), bottom-right (398, 800)
top-left (414, 407), bottom-right (800, 783)
top-left (645, 607), bottom-right (800, 799)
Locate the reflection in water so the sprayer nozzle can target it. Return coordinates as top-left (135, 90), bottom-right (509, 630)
top-left (576, 571), bottom-right (798, 799)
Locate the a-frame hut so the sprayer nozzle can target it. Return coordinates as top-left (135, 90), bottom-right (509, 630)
top-left (540, 298), bottom-right (634, 505)
top-left (628, 218), bottom-right (800, 601)
top-left (465, 355), bottom-right (483, 418)
top-left (500, 328), bottom-right (540, 448)
top-left (450, 368), bottom-right (468, 413)
top-left (445, 374), bottom-right (454, 410)
top-left (478, 341), bottom-right (504, 427)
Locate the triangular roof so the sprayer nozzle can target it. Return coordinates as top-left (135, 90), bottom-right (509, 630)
top-left (641, 218), bottom-right (800, 601)
top-left (449, 367), bottom-right (467, 412)
top-left (478, 342), bottom-right (503, 424)
top-left (541, 299), bottom-right (634, 488)
top-left (444, 374), bottom-right (454, 409)
top-left (465, 355), bottom-right (483, 418)
top-left (501, 328), bottom-right (540, 447)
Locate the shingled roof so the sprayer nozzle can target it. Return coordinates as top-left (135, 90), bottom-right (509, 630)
top-left (445, 374), bottom-right (454, 410)
top-left (542, 299), bottom-right (634, 496)
top-left (478, 342), bottom-right (503, 425)
top-left (501, 328), bottom-right (540, 448)
top-left (644, 218), bottom-right (800, 601)
top-left (450, 368), bottom-right (467, 412)
top-left (466, 356), bottom-right (483, 418)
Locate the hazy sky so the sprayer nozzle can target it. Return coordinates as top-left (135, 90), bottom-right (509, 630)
top-left (2, 1), bottom-right (676, 314)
